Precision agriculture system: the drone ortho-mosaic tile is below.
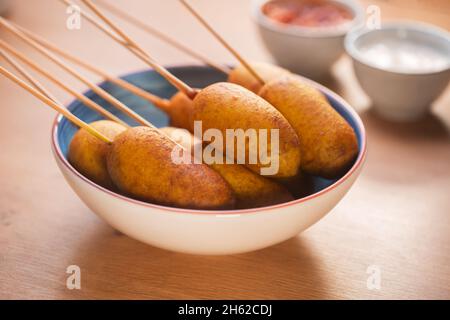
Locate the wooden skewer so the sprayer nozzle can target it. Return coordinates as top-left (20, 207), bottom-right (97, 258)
top-left (95, 0), bottom-right (230, 75)
top-left (0, 65), bottom-right (112, 144)
top-left (58, 0), bottom-right (196, 99)
top-left (0, 47), bottom-right (128, 133)
top-left (0, 48), bottom-right (119, 136)
top-left (0, 39), bottom-right (129, 127)
top-left (0, 49), bottom-right (58, 102)
top-left (0, 17), bottom-right (154, 128)
top-left (179, 0), bottom-right (265, 85)
top-left (11, 22), bottom-right (171, 112)
top-left (84, 0), bottom-right (150, 58)
top-left (58, 0), bottom-right (146, 56)
top-left (3, 20), bottom-right (185, 150)
top-left (78, 0), bottom-right (198, 99)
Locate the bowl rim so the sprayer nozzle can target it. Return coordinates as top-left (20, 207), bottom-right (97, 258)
top-left (251, 0), bottom-right (364, 38)
top-left (345, 20), bottom-right (450, 76)
top-left (51, 66), bottom-right (367, 216)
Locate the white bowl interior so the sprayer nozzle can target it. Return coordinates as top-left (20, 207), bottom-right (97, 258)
top-left (346, 22), bottom-right (450, 74)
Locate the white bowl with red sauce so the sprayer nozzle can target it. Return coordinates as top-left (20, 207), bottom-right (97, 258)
top-left (252, 0), bottom-right (363, 79)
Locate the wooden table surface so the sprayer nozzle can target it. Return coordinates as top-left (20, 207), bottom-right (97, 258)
top-left (1, 0), bottom-right (449, 300)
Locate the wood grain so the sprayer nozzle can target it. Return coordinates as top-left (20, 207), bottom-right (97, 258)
top-left (0, 0), bottom-right (449, 299)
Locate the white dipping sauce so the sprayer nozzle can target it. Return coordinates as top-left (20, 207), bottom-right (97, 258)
top-left (360, 39), bottom-right (449, 73)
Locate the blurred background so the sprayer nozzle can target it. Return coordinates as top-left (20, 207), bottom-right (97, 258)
top-left (0, 0), bottom-right (449, 300)
top-left (1, 0), bottom-right (448, 124)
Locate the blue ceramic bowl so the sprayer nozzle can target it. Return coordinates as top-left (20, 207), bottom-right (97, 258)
top-left (52, 66), bottom-right (367, 255)
top-left (56, 66), bottom-right (365, 196)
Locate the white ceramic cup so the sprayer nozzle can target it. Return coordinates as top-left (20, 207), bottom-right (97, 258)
top-left (345, 21), bottom-right (450, 122)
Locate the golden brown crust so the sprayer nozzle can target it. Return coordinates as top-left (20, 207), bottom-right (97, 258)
top-left (192, 82), bottom-right (301, 178)
top-left (167, 92), bottom-right (195, 132)
top-left (106, 126), bottom-right (236, 210)
top-left (161, 127), bottom-right (294, 209)
top-left (68, 120), bottom-right (127, 189)
top-left (259, 76), bottom-right (358, 179)
top-left (210, 162), bottom-right (294, 209)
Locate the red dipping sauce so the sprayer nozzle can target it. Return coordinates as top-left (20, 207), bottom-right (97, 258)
top-left (262, 0), bottom-right (354, 28)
